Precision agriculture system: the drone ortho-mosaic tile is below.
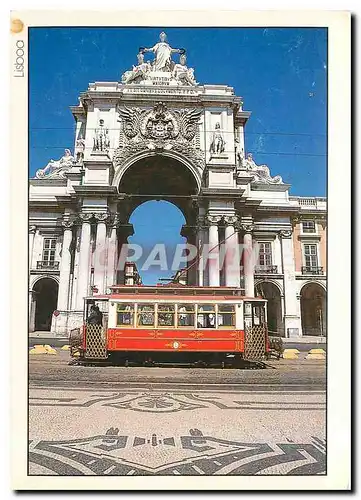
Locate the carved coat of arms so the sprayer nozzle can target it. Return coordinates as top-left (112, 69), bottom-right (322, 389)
top-left (115, 102), bottom-right (204, 169)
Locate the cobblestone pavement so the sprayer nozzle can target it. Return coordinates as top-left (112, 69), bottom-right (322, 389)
top-left (29, 351), bottom-right (326, 476)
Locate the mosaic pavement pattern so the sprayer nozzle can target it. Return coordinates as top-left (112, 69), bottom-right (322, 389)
top-left (29, 427), bottom-right (326, 476)
top-left (29, 387), bottom-right (326, 476)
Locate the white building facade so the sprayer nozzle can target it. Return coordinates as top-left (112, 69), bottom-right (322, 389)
top-left (29, 33), bottom-right (327, 338)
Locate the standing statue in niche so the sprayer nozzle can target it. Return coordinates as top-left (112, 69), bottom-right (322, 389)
top-left (141, 31), bottom-right (184, 72)
top-left (209, 122), bottom-right (226, 154)
top-left (93, 119), bottom-right (110, 153)
top-left (75, 135), bottom-right (85, 163)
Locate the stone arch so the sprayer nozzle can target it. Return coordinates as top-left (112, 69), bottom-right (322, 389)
top-left (112, 150), bottom-right (202, 194)
top-left (30, 277), bottom-right (59, 332)
top-left (255, 280), bottom-right (284, 337)
top-left (300, 282), bottom-right (326, 337)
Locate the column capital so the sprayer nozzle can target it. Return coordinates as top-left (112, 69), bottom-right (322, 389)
top-left (291, 214), bottom-right (302, 226)
top-left (78, 212), bottom-right (93, 223)
top-left (240, 223), bottom-right (254, 234)
top-left (29, 225), bottom-right (36, 233)
top-left (205, 214), bottom-right (222, 226)
top-left (108, 213), bottom-right (122, 228)
top-left (223, 215), bottom-right (239, 227)
top-left (279, 229), bottom-right (293, 239)
top-left (61, 217), bottom-right (76, 229)
top-left (94, 212), bottom-right (109, 223)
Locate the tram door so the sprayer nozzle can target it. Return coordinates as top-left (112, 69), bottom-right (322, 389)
top-left (84, 299), bottom-right (109, 359)
top-left (243, 301), bottom-right (268, 360)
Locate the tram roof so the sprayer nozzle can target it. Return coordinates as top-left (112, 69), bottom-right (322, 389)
top-left (85, 285), bottom-right (265, 301)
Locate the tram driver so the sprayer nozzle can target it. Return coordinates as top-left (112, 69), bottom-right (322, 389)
top-left (87, 303), bottom-right (103, 326)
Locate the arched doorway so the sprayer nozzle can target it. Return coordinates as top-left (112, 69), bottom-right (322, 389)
top-left (32, 278), bottom-right (59, 331)
top-left (300, 283), bottom-right (326, 337)
top-left (256, 282), bottom-right (283, 336)
top-left (116, 154), bottom-right (199, 285)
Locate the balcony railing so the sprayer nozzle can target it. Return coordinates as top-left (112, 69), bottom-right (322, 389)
top-left (254, 265), bottom-right (278, 274)
top-left (301, 266), bottom-right (324, 275)
top-left (36, 260), bottom-right (60, 270)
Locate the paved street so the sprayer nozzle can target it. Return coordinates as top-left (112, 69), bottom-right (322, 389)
top-left (29, 351), bottom-right (326, 476)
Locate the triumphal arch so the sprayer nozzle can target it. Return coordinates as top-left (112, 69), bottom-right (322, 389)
top-left (29, 32), bottom-right (327, 337)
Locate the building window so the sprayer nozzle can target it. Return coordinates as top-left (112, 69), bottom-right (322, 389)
top-left (42, 238), bottom-right (56, 264)
top-left (258, 242), bottom-right (272, 267)
top-left (303, 244), bottom-right (318, 268)
top-left (302, 220), bottom-right (316, 233)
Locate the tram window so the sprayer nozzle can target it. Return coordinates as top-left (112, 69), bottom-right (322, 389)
top-left (116, 303), bottom-right (134, 327)
top-left (178, 304), bottom-right (195, 327)
top-left (218, 304), bottom-right (235, 328)
top-left (252, 304), bottom-right (265, 325)
top-left (197, 304), bottom-right (216, 328)
top-left (157, 304), bottom-right (175, 327)
top-left (137, 304), bottom-right (155, 327)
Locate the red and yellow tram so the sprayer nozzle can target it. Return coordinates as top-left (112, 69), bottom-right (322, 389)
top-left (70, 285), bottom-right (269, 365)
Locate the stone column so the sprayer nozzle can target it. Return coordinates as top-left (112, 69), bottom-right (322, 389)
top-left (207, 215), bottom-right (221, 287)
top-left (29, 226), bottom-right (36, 270)
top-left (224, 215), bottom-right (241, 287)
top-left (242, 223), bottom-right (255, 297)
top-left (196, 216), bottom-right (206, 286)
top-left (76, 213), bottom-right (93, 309)
top-left (105, 214), bottom-right (119, 291)
top-left (93, 213), bottom-right (109, 294)
top-left (280, 229), bottom-right (302, 337)
top-left (57, 219), bottom-right (74, 311)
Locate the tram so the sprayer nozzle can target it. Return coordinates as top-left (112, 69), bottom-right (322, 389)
top-left (69, 285), bottom-right (269, 366)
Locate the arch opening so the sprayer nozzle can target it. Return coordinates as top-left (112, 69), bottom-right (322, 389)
top-left (124, 200), bottom-right (187, 285)
top-left (32, 278), bottom-right (59, 331)
top-left (300, 283), bottom-right (326, 337)
top-left (256, 282), bottom-right (284, 337)
top-left (115, 155), bottom-right (200, 286)
top-left (118, 155), bottom-right (199, 220)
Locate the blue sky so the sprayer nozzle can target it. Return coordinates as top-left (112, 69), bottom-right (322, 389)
top-left (29, 27), bottom-right (327, 284)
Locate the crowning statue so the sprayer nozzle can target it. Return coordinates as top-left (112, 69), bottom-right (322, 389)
top-left (209, 123), bottom-right (226, 154)
top-left (120, 32), bottom-right (198, 87)
top-left (242, 153), bottom-right (283, 184)
top-left (35, 149), bottom-right (75, 179)
top-left (141, 31), bottom-right (184, 72)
